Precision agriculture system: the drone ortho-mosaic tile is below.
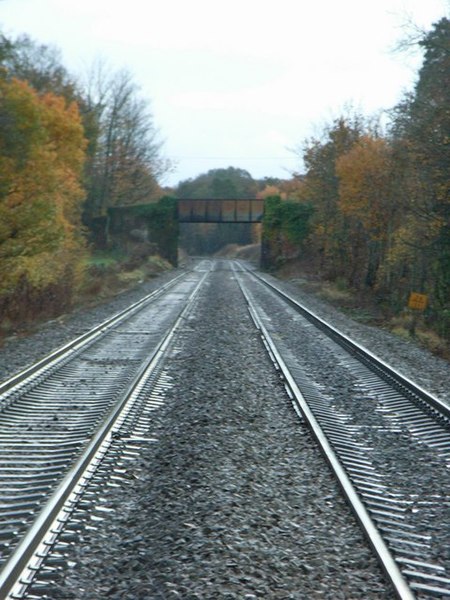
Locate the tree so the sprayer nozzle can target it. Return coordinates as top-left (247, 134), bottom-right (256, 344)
top-left (0, 77), bottom-right (87, 321)
top-left (0, 33), bottom-right (14, 65)
top-left (297, 114), bottom-right (365, 278)
top-left (336, 135), bottom-right (395, 289)
top-left (1, 37), bottom-right (170, 222)
top-left (261, 196), bottom-right (313, 268)
top-left (82, 64), bottom-right (168, 220)
top-left (177, 167), bottom-right (258, 199)
top-left (2, 34), bottom-right (79, 101)
top-left (388, 18), bottom-right (450, 332)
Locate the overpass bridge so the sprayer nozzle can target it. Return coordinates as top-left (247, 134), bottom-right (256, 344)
top-left (177, 198), bottom-right (264, 223)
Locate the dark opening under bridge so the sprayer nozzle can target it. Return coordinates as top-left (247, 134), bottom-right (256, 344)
top-left (104, 198), bottom-right (267, 268)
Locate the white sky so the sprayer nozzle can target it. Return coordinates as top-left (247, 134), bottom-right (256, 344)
top-left (1, 0), bottom-right (449, 186)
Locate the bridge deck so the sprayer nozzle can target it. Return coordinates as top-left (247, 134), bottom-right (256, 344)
top-left (178, 199), bottom-right (264, 223)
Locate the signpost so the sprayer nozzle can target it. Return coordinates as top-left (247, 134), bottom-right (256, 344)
top-left (407, 292), bottom-right (429, 336)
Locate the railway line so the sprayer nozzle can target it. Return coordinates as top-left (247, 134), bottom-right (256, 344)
top-left (234, 262), bottom-right (450, 598)
top-left (0, 259), bottom-right (449, 598)
top-left (0, 262), bottom-right (211, 599)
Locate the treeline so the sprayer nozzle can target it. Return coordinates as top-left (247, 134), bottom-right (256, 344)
top-left (266, 18), bottom-right (449, 341)
top-left (1, 19), bottom-right (448, 344)
top-left (0, 33), bottom-right (167, 325)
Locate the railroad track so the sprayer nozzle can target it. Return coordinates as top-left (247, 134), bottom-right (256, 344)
top-left (1, 259), bottom-right (449, 598)
top-left (233, 262), bottom-right (450, 599)
top-left (0, 262), bottom-right (211, 599)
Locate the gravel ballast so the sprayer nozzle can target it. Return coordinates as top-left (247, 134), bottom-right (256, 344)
top-left (24, 264), bottom-right (393, 599)
top-left (1, 260), bottom-right (448, 598)
top-left (1, 262), bottom-right (448, 406)
top-left (0, 267), bottom-right (184, 384)
top-left (242, 268), bottom-right (450, 572)
top-left (262, 271), bottom-right (450, 407)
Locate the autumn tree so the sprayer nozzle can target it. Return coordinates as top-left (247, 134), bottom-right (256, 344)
top-left (284, 19), bottom-right (449, 341)
top-left (2, 34), bottom-right (79, 101)
top-left (336, 135), bottom-right (395, 289)
top-left (0, 30), bottom-right (173, 327)
top-left (387, 17), bottom-right (450, 332)
top-left (0, 76), bottom-right (87, 323)
top-left (0, 32), bottom-right (103, 225)
top-left (296, 114), bottom-right (365, 277)
top-left (3, 37), bottom-right (170, 225)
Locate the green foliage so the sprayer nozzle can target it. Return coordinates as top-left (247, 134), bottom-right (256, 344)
top-left (1, 34), bottom-right (79, 101)
top-left (264, 196), bottom-right (313, 245)
top-left (262, 196), bottom-right (313, 268)
top-left (0, 34), bottom-right (14, 64)
top-left (86, 249), bottom-right (126, 268)
top-left (108, 197), bottom-right (179, 266)
top-left (143, 196), bottom-right (179, 268)
top-left (384, 17), bottom-right (450, 331)
top-left (177, 167), bottom-right (258, 199)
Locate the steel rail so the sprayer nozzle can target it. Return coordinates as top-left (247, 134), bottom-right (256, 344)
top-left (234, 267), bottom-right (415, 600)
top-left (0, 270), bottom-right (187, 397)
top-left (0, 269), bottom-right (200, 573)
top-left (240, 264), bottom-right (450, 422)
top-left (0, 267), bottom-right (210, 600)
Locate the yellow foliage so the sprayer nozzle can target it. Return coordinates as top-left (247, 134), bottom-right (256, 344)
top-left (336, 136), bottom-right (393, 239)
top-left (257, 185), bottom-right (285, 199)
top-left (0, 77), bottom-right (87, 297)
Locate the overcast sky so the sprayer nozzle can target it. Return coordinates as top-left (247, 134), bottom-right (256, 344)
top-left (1, 0), bottom-right (449, 186)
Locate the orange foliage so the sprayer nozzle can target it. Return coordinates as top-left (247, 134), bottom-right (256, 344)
top-left (0, 77), bottom-right (87, 295)
top-left (257, 184), bottom-right (285, 199)
top-left (336, 136), bottom-right (393, 240)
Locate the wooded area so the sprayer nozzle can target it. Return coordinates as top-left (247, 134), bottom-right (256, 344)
top-left (263, 18), bottom-right (449, 344)
top-left (0, 19), bottom-right (448, 347)
top-left (0, 33), bottom-right (168, 326)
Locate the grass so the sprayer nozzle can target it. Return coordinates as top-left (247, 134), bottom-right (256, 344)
top-left (388, 313), bottom-right (450, 359)
top-left (76, 251), bottom-right (173, 308)
top-left (85, 249), bottom-right (127, 268)
top-left (318, 282), bottom-right (354, 304)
